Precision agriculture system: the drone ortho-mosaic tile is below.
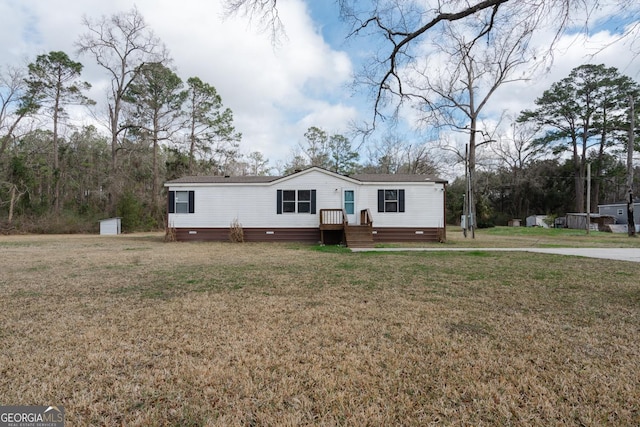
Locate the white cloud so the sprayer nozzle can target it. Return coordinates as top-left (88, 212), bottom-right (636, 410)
top-left (1, 0), bottom-right (357, 168)
top-left (2, 1), bottom-right (638, 175)
top-left (488, 28), bottom-right (640, 121)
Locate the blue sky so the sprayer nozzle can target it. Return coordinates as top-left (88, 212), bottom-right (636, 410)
top-left (1, 0), bottom-right (639, 175)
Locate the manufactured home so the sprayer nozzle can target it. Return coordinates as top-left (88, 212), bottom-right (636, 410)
top-left (598, 202), bottom-right (640, 232)
top-left (598, 202), bottom-right (640, 225)
top-left (164, 167), bottom-right (447, 247)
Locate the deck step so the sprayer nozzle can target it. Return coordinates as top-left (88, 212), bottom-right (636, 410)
top-left (345, 225), bottom-right (374, 248)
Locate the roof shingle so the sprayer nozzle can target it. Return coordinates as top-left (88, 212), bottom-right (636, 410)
top-left (165, 167), bottom-right (447, 185)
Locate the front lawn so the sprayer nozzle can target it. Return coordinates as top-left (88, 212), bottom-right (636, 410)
top-left (0, 234), bottom-right (638, 425)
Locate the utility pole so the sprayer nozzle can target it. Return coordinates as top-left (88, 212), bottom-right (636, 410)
top-left (586, 162), bottom-right (591, 235)
top-left (463, 144), bottom-right (468, 238)
top-left (463, 144), bottom-right (474, 238)
top-left (627, 95), bottom-right (636, 237)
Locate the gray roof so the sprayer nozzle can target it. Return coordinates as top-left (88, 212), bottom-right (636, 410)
top-left (166, 175), bottom-right (279, 184)
top-left (165, 167), bottom-right (447, 185)
top-left (350, 173), bottom-right (446, 183)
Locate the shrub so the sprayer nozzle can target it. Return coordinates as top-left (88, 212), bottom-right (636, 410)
top-left (229, 218), bottom-right (244, 243)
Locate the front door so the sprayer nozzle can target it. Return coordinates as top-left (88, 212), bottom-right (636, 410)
top-left (344, 189), bottom-right (356, 224)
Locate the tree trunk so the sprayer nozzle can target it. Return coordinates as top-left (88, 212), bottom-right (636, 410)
top-left (572, 135), bottom-right (584, 213)
top-left (8, 184), bottom-right (16, 224)
top-left (52, 81), bottom-right (61, 215)
top-left (189, 91), bottom-right (197, 174)
top-left (152, 112), bottom-right (160, 209)
top-left (108, 103), bottom-right (119, 215)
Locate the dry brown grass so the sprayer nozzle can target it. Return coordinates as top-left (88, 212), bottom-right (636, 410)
top-left (0, 233), bottom-right (638, 425)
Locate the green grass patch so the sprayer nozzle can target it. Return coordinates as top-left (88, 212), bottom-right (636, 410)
top-left (310, 244), bottom-right (351, 253)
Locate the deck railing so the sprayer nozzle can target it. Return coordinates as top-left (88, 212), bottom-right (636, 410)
top-left (320, 208), bottom-right (348, 228)
top-left (360, 208), bottom-right (373, 226)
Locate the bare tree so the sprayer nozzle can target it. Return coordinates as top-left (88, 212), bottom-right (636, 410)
top-left (491, 120), bottom-right (543, 175)
top-left (0, 66), bottom-right (39, 226)
top-left (0, 66), bottom-right (38, 160)
top-left (363, 133), bottom-right (441, 175)
top-left (490, 119), bottom-right (545, 217)
top-left (76, 7), bottom-right (169, 211)
top-left (400, 11), bottom-right (536, 236)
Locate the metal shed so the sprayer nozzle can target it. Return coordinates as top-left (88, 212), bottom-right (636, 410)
top-left (566, 213), bottom-right (614, 231)
top-left (99, 217), bottom-right (121, 235)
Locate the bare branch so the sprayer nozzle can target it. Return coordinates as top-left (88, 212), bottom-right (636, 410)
top-left (223, 0), bottom-right (285, 45)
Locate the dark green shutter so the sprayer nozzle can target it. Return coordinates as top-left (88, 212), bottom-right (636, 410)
top-left (378, 190), bottom-right (384, 212)
top-left (311, 190), bottom-right (316, 214)
top-left (277, 190), bottom-right (282, 214)
top-left (168, 191), bottom-right (175, 214)
top-left (188, 191), bottom-right (195, 213)
top-left (399, 189), bottom-right (405, 212)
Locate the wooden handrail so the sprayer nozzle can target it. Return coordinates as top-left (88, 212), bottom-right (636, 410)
top-left (321, 208), bottom-right (372, 227)
top-left (360, 208), bottom-right (373, 226)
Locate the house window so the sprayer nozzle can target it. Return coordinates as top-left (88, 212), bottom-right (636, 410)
top-left (282, 190), bottom-right (296, 213)
top-left (378, 189), bottom-right (405, 213)
top-left (298, 190), bottom-right (311, 213)
top-left (384, 190), bottom-right (398, 212)
top-left (168, 190), bottom-right (194, 214)
top-left (277, 189), bottom-right (316, 214)
top-left (175, 191), bottom-right (190, 213)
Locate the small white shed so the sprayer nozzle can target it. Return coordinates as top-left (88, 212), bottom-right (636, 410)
top-left (99, 217), bottom-right (121, 235)
top-left (526, 215), bottom-right (549, 228)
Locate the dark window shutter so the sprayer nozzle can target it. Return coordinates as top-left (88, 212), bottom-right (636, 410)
top-left (168, 191), bottom-right (175, 214)
top-left (378, 190), bottom-right (384, 212)
top-left (399, 189), bottom-right (405, 212)
top-left (188, 191), bottom-right (195, 213)
top-left (311, 190), bottom-right (316, 214)
top-left (277, 190), bottom-right (282, 214)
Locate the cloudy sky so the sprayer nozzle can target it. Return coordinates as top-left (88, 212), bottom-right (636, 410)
top-left (2, 0), bottom-right (639, 174)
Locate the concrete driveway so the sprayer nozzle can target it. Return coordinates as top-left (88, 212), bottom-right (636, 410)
top-left (350, 247), bottom-right (640, 263)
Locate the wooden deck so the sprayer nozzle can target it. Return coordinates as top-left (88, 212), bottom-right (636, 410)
top-left (319, 208), bottom-right (374, 248)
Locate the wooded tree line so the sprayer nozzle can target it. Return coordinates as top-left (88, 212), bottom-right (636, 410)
top-left (0, 6), bottom-right (448, 233)
top-left (1, 4), bottom-right (639, 233)
top-left (447, 63), bottom-right (640, 227)
top-left (0, 8), bottom-right (255, 233)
